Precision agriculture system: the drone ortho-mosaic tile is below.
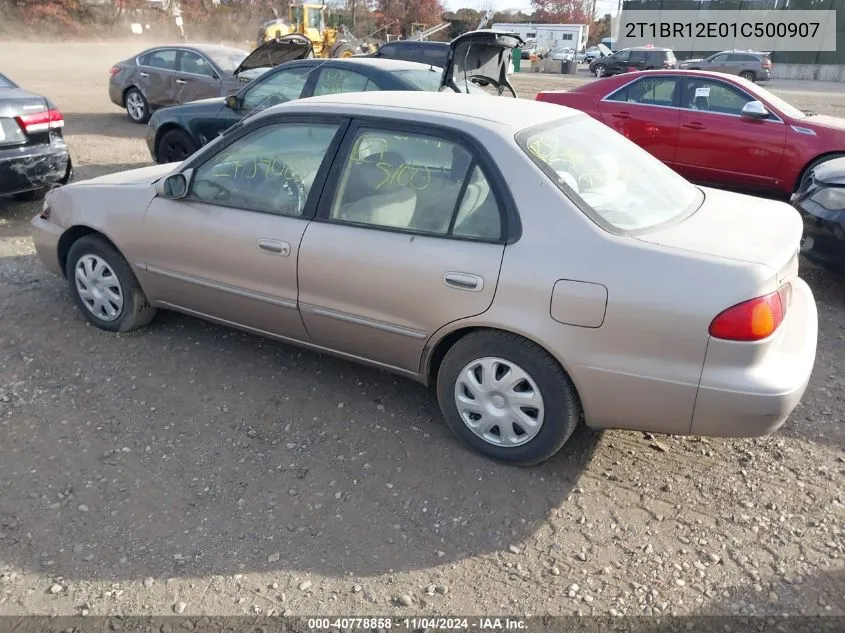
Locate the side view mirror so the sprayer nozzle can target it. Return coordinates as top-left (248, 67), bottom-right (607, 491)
top-left (225, 94), bottom-right (242, 110)
top-left (741, 100), bottom-right (769, 119)
top-left (155, 169), bottom-right (193, 199)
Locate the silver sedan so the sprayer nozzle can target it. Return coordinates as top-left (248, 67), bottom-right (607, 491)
top-left (31, 92), bottom-right (818, 465)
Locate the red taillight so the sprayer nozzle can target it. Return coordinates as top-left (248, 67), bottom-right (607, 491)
top-left (763, 58), bottom-right (772, 68)
top-left (708, 286), bottom-right (791, 342)
top-left (109, 66), bottom-right (120, 76)
top-left (15, 108), bottom-right (64, 135)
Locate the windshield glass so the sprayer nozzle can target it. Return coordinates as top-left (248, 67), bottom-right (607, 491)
top-left (0, 72), bottom-right (14, 88)
top-left (516, 115), bottom-right (704, 234)
top-left (205, 47), bottom-right (249, 74)
top-left (391, 68), bottom-right (485, 94)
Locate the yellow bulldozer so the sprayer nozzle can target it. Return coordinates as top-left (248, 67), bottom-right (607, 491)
top-left (257, 2), bottom-right (378, 58)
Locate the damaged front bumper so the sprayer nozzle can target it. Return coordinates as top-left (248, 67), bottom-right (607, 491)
top-left (791, 158), bottom-right (845, 270)
top-left (0, 142), bottom-right (71, 197)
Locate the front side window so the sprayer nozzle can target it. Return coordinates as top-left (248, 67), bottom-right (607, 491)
top-left (709, 53), bottom-right (729, 63)
top-left (517, 115), bottom-right (703, 234)
top-left (313, 68), bottom-right (370, 96)
top-left (681, 78), bottom-right (754, 115)
top-left (142, 49), bottom-right (177, 71)
top-left (179, 51), bottom-right (217, 78)
top-left (328, 128), bottom-right (502, 240)
top-left (242, 67), bottom-right (311, 110)
top-left (190, 122), bottom-right (340, 216)
top-left (613, 50), bottom-right (631, 62)
top-left (628, 50), bottom-right (646, 63)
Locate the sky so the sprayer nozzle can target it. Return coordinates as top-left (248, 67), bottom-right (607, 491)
top-left (442, 0), bottom-right (620, 16)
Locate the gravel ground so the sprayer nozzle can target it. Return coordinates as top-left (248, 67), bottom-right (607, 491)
top-left (0, 41), bottom-right (844, 618)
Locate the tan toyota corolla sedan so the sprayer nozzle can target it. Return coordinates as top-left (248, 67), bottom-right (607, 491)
top-left (31, 92), bottom-right (818, 465)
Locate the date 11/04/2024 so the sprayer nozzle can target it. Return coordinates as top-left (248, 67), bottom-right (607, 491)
top-left (307, 618), bottom-right (528, 630)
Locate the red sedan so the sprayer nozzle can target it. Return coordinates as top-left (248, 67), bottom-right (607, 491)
top-left (536, 70), bottom-right (845, 197)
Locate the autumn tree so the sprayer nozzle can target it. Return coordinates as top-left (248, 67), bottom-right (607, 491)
top-left (530, 0), bottom-right (592, 23)
top-left (375, 0), bottom-right (445, 37)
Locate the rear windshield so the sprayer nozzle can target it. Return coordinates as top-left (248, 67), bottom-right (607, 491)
top-left (0, 73), bottom-right (15, 89)
top-left (390, 68), bottom-right (442, 91)
top-left (516, 115), bottom-right (704, 234)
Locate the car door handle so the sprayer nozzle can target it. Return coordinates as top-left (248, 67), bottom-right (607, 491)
top-left (611, 112), bottom-right (631, 119)
top-left (444, 272), bottom-right (484, 292)
top-left (139, 72), bottom-right (149, 78)
top-left (175, 79), bottom-right (188, 84)
top-left (682, 122), bottom-right (706, 130)
top-left (258, 239), bottom-right (290, 256)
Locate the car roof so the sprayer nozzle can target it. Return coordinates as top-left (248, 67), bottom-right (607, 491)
top-left (383, 40), bottom-right (449, 48)
top-left (253, 91), bottom-right (581, 131)
top-left (139, 43), bottom-right (248, 56)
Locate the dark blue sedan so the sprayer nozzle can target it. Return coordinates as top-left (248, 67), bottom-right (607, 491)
top-left (146, 57), bottom-right (478, 164)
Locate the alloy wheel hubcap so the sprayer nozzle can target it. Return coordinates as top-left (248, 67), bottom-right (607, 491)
top-left (454, 357), bottom-right (545, 447)
top-left (75, 254), bottom-right (124, 322)
top-left (127, 93), bottom-right (145, 119)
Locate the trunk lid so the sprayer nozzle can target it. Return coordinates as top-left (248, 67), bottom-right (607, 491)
top-left (635, 187), bottom-right (802, 281)
top-left (233, 34), bottom-right (314, 77)
top-left (440, 30), bottom-right (523, 97)
top-left (0, 88), bottom-right (49, 148)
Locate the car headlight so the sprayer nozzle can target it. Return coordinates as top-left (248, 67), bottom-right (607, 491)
top-left (810, 187), bottom-right (845, 211)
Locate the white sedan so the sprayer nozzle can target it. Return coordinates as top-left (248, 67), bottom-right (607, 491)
top-left (31, 92), bottom-right (817, 465)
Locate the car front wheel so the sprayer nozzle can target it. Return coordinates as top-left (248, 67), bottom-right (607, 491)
top-left (594, 65), bottom-right (607, 78)
top-left (156, 129), bottom-right (198, 164)
top-left (65, 235), bottom-right (157, 332)
top-left (436, 331), bottom-right (582, 466)
top-left (125, 87), bottom-right (150, 124)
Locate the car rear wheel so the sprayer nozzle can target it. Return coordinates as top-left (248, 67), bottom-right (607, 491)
top-left (739, 71), bottom-right (756, 82)
top-left (156, 129), bottom-right (198, 164)
top-left (125, 87), bottom-right (150, 124)
top-left (436, 331), bottom-right (582, 466)
top-left (65, 235), bottom-right (156, 333)
top-left (594, 64), bottom-right (607, 78)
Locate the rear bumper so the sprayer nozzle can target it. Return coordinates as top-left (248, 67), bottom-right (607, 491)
top-left (0, 143), bottom-right (70, 196)
top-left (690, 277), bottom-right (818, 437)
top-left (109, 80), bottom-right (124, 108)
top-left (31, 215), bottom-right (65, 277)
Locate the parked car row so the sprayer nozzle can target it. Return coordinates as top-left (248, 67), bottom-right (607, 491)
top-left (5, 28), bottom-right (842, 466)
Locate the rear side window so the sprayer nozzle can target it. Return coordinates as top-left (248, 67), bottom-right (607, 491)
top-left (328, 128), bottom-right (502, 240)
top-left (517, 115), bottom-right (703, 234)
top-left (607, 77), bottom-right (678, 106)
top-left (141, 49), bottom-right (177, 71)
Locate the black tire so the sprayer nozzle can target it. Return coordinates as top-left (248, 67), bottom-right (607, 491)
top-left (739, 70), bottom-right (756, 82)
top-left (331, 42), bottom-right (356, 58)
top-left (13, 188), bottom-right (47, 202)
top-left (436, 331), bottom-right (582, 466)
top-left (156, 128), bottom-right (198, 164)
top-left (593, 64), bottom-right (607, 78)
top-left (65, 235), bottom-right (156, 333)
top-left (124, 87), bottom-right (150, 124)
top-left (796, 153), bottom-right (845, 193)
